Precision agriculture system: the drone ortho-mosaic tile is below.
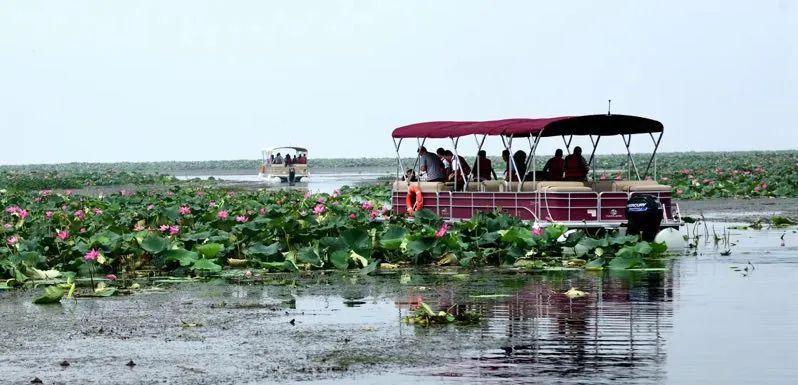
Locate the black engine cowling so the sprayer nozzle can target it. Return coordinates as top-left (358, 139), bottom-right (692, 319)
top-left (625, 195), bottom-right (663, 241)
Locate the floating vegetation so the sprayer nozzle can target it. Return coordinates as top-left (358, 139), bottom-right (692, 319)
top-left (402, 302), bottom-right (480, 326)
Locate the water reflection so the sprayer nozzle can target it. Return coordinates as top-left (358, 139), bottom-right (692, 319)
top-left (399, 267), bottom-right (678, 384)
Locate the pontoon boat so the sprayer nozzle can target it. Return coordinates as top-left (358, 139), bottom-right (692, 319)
top-left (390, 114), bottom-right (681, 229)
top-left (258, 146), bottom-right (310, 183)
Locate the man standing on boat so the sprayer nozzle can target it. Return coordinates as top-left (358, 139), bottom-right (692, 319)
top-left (418, 146), bottom-right (446, 182)
top-left (563, 146), bottom-right (589, 181)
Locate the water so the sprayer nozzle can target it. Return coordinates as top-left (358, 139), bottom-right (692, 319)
top-left (1, 225), bottom-right (796, 384)
top-left (174, 168), bottom-right (393, 193)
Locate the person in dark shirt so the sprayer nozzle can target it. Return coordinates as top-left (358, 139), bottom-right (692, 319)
top-left (563, 146), bottom-right (589, 181)
top-left (418, 146), bottom-right (446, 182)
top-left (471, 150), bottom-right (496, 181)
top-left (542, 149), bottom-right (565, 181)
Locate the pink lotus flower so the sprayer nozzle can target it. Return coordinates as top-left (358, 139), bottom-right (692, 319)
top-left (65, 190), bottom-right (73, 196)
top-left (227, 191), bottom-right (235, 197)
top-left (73, 210), bottom-right (85, 220)
top-left (532, 226), bottom-right (543, 236)
top-left (196, 190), bottom-right (205, 197)
top-left (79, 227), bottom-right (86, 233)
top-left (159, 224), bottom-right (170, 232)
top-left (84, 249), bottom-right (99, 261)
top-left (92, 208), bottom-right (103, 215)
top-left (313, 204), bottom-right (326, 215)
top-left (3, 223), bottom-right (12, 229)
top-left (304, 192), bottom-right (312, 199)
top-left (178, 206), bottom-right (192, 215)
top-left (676, 189), bottom-right (684, 196)
top-left (169, 225), bottom-right (180, 235)
top-left (5, 206), bottom-right (19, 214)
top-left (235, 215), bottom-right (248, 223)
top-left (331, 190), bottom-right (340, 198)
top-left (133, 223), bottom-right (145, 232)
top-left (17, 209), bottom-right (28, 219)
top-left (259, 207), bottom-right (266, 215)
top-left (147, 204), bottom-right (154, 210)
top-left (761, 182), bottom-right (768, 189)
top-left (105, 274), bottom-right (117, 281)
top-left (435, 223), bottom-right (449, 238)
top-left (370, 211), bottom-right (379, 220)
top-left (40, 190), bottom-right (52, 196)
top-left (244, 270), bottom-right (253, 278)
top-left (166, 191), bottom-right (174, 197)
top-left (217, 210), bottom-right (229, 220)
top-left (317, 197), bottom-right (326, 204)
top-left (45, 211), bottom-right (54, 219)
top-left (349, 213), bottom-right (357, 220)
top-left (6, 236), bottom-right (18, 246)
top-left (209, 201), bottom-right (218, 208)
top-left (33, 197), bottom-right (42, 203)
top-left (361, 202), bottom-right (373, 211)
top-left (56, 230), bottom-right (69, 241)
top-left (754, 186), bottom-right (761, 193)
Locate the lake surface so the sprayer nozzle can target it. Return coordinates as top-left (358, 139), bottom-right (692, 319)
top-left (1, 223), bottom-right (796, 384)
top-left (174, 168), bottom-right (394, 193)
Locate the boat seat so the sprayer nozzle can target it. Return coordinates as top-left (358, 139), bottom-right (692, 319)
top-left (464, 182), bottom-right (483, 191)
top-left (482, 180), bottom-right (504, 192)
top-left (392, 181), bottom-right (447, 192)
top-left (592, 180), bottom-right (615, 192)
top-left (501, 181), bottom-right (538, 192)
top-left (535, 181), bottom-right (587, 191)
top-left (628, 184), bottom-right (672, 192)
top-left (612, 180), bottom-right (670, 192)
top-left (543, 186), bottom-right (594, 192)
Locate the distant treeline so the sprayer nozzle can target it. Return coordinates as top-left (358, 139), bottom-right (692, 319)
top-left (1, 151), bottom-right (796, 174)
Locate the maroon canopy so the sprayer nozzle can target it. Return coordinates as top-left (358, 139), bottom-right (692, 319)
top-left (391, 114), bottom-right (663, 138)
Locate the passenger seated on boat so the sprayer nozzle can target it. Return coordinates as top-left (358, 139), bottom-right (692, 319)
top-left (542, 149), bottom-right (564, 181)
top-left (274, 153), bottom-right (283, 164)
top-left (403, 169), bottom-right (418, 182)
top-left (286, 155), bottom-right (294, 165)
top-left (418, 146), bottom-right (447, 182)
top-left (269, 155), bottom-right (275, 164)
top-left (471, 150), bottom-right (496, 181)
top-left (435, 148), bottom-right (452, 175)
top-left (296, 154), bottom-right (307, 164)
top-left (563, 146), bottom-right (589, 181)
top-left (443, 150), bottom-right (470, 190)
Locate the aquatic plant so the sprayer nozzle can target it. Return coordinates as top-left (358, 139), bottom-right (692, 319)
top-left (402, 302), bottom-right (480, 326)
top-left (0, 184), bottom-right (669, 303)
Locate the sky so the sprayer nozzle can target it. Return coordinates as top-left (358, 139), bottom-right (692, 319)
top-left (1, 0), bottom-right (796, 165)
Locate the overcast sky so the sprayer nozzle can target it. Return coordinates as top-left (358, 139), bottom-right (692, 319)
top-left (2, 0), bottom-right (796, 165)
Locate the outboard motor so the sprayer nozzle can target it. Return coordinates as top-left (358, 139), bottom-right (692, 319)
top-left (625, 195), bottom-right (663, 241)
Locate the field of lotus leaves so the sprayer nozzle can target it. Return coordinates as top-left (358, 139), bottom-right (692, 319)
top-left (0, 184), bottom-right (667, 302)
top-left (2, 151), bottom-right (796, 198)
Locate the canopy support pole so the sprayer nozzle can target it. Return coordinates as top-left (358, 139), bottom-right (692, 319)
top-left (451, 137), bottom-right (467, 190)
top-left (501, 136), bottom-right (523, 191)
top-left (473, 134), bottom-right (487, 183)
top-left (521, 131), bottom-right (543, 190)
top-left (562, 135), bottom-right (573, 155)
top-left (588, 135), bottom-right (601, 181)
top-left (622, 134), bottom-right (640, 180)
top-left (392, 138), bottom-right (404, 181)
top-left (643, 132), bottom-right (663, 180)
